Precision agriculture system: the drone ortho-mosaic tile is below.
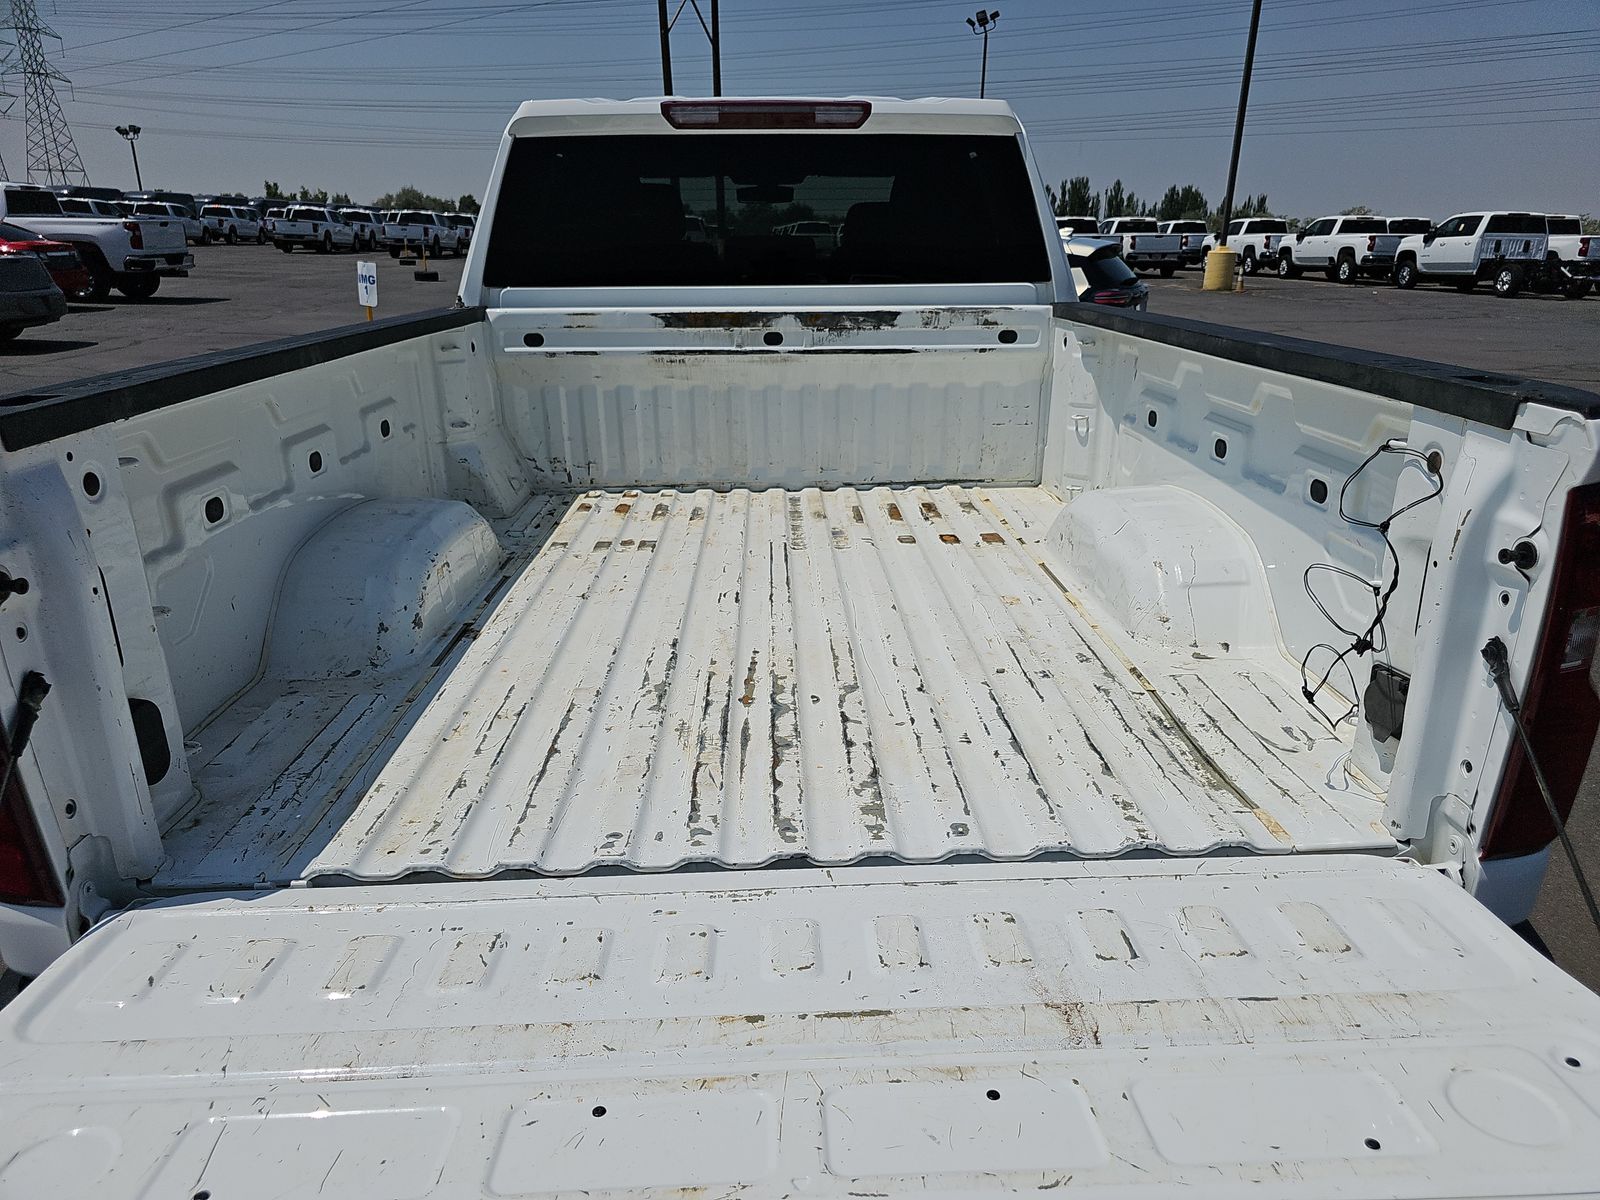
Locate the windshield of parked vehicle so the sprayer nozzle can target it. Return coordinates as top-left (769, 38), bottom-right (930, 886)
top-left (484, 133), bottom-right (1051, 287)
top-left (1114, 218), bottom-right (1160, 232)
top-left (3, 188), bottom-right (61, 216)
top-left (1338, 218), bottom-right (1387, 234)
top-left (289, 207), bottom-right (333, 221)
top-left (1387, 218), bottom-right (1431, 234)
top-left (1167, 221), bottom-right (1206, 233)
top-left (1547, 217), bottom-right (1581, 236)
top-left (1249, 219), bottom-right (1289, 233)
top-left (203, 206), bottom-right (231, 217)
top-left (397, 211), bottom-right (432, 224)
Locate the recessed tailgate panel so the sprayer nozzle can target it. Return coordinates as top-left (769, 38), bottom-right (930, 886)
top-left (2, 857), bottom-right (1598, 1199)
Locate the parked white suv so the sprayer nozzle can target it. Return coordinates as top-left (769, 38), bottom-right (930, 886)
top-left (200, 205), bottom-right (264, 245)
top-left (1202, 218), bottom-right (1288, 275)
top-left (1393, 211), bottom-right (1549, 297)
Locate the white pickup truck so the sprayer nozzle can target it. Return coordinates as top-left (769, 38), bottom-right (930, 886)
top-left (0, 181), bottom-right (192, 300)
top-left (271, 204), bottom-right (358, 254)
top-left (3, 97), bottom-right (1600, 1198)
top-left (382, 208), bottom-right (463, 257)
top-left (1202, 216), bottom-right (1289, 275)
top-left (1394, 212), bottom-right (1551, 297)
top-left (1543, 214), bottom-right (1598, 299)
top-left (1100, 216), bottom-right (1182, 275)
top-left (338, 206), bottom-right (385, 251)
top-left (1160, 218), bottom-right (1209, 266)
top-left (1277, 214), bottom-right (1404, 282)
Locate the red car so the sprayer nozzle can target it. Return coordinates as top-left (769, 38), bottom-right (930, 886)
top-left (0, 220), bottom-right (92, 298)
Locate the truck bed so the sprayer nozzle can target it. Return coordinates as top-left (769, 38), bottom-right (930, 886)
top-left (156, 485), bottom-right (1391, 889)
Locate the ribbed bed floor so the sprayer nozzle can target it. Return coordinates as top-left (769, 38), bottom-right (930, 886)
top-left (157, 485), bottom-right (1391, 889)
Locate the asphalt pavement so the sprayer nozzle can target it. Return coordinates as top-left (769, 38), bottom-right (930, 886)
top-left (1, 241), bottom-right (468, 392)
top-left (1147, 268), bottom-right (1599, 388)
top-left (2, 245), bottom-right (1598, 993)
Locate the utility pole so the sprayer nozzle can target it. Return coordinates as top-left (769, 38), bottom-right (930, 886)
top-left (657, 0), bottom-right (674, 94)
top-left (1216, 0), bottom-right (1264, 246)
top-left (710, 0), bottom-right (721, 96)
top-left (965, 9), bottom-right (999, 99)
top-left (116, 124), bottom-right (143, 190)
top-left (2, 0), bottom-right (90, 186)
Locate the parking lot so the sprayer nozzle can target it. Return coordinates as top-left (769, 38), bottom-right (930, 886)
top-left (3, 244), bottom-right (1598, 993)
top-left (1, 242), bottom-right (468, 391)
top-left (3, 243), bottom-right (1597, 393)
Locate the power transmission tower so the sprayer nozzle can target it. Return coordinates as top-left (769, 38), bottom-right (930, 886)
top-left (1, 0), bottom-right (89, 186)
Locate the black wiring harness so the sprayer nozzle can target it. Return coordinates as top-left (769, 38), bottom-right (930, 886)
top-left (1300, 439), bottom-right (1443, 731)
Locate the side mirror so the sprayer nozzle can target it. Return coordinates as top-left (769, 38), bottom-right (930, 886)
top-left (1296, 231), bottom-right (1306, 242)
top-left (1422, 232), bottom-right (1436, 245)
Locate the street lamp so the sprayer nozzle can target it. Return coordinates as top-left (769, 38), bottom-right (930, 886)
top-left (115, 124), bottom-right (143, 191)
top-left (965, 9), bottom-right (1000, 99)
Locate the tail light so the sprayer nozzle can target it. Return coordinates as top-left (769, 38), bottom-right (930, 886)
top-left (1581, 237), bottom-right (1592, 256)
top-left (123, 220), bottom-right (143, 250)
top-left (1090, 289), bottom-right (1131, 305)
top-left (1367, 235), bottom-right (1377, 253)
top-left (1129, 236), bottom-right (1138, 250)
top-left (0, 732), bottom-right (63, 907)
top-left (1481, 482), bottom-right (1600, 858)
top-left (662, 100), bottom-right (871, 129)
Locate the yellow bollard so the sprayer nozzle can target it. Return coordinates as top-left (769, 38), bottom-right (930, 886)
top-left (1202, 248), bottom-right (1238, 292)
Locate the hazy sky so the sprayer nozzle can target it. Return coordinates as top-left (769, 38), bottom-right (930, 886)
top-left (4, 0), bottom-right (1596, 219)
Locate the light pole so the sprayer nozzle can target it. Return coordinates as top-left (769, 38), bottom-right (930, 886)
top-left (965, 9), bottom-right (999, 99)
top-left (115, 124), bottom-right (143, 190)
top-left (1216, 0), bottom-right (1263, 246)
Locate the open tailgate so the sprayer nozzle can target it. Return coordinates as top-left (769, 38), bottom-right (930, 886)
top-left (1, 856), bottom-right (1598, 1199)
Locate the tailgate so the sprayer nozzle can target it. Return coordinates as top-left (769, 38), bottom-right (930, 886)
top-left (2, 857), bottom-right (1598, 1199)
top-left (138, 219), bottom-right (186, 254)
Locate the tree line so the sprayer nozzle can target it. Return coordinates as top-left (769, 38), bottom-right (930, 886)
top-left (1044, 174), bottom-right (1270, 228)
top-left (262, 181), bottom-right (480, 213)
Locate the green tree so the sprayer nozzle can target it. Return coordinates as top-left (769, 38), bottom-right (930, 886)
top-left (1339, 204), bottom-right (1376, 215)
top-left (1103, 179), bottom-right (1127, 217)
top-left (456, 194), bottom-right (481, 215)
top-left (263, 181), bottom-right (285, 199)
top-left (1158, 184), bottom-right (1209, 221)
top-left (1049, 175), bottom-right (1097, 216)
top-left (1235, 192), bottom-right (1272, 218)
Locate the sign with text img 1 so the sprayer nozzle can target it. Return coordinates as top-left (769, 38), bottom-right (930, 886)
top-left (356, 260), bottom-right (379, 309)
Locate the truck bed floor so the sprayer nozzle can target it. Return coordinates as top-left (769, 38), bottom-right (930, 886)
top-left (157, 486), bottom-right (1391, 889)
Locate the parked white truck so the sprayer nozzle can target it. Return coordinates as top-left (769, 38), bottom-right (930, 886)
top-left (382, 208), bottom-right (463, 257)
top-left (1542, 214), bottom-right (1598, 299)
top-left (1100, 215), bottom-right (1182, 275)
top-left (271, 204), bottom-right (357, 254)
top-left (1160, 218), bottom-right (1209, 266)
top-left (2, 97), bottom-right (1600, 1198)
top-left (1394, 211), bottom-right (1551, 297)
top-left (1202, 216), bottom-right (1289, 275)
top-left (0, 181), bottom-right (192, 300)
top-left (1278, 213), bottom-right (1403, 283)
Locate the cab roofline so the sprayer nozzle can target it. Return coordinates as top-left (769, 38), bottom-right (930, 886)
top-left (504, 96), bottom-right (1025, 138)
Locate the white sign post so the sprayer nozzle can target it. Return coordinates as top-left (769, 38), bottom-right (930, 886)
top-left (356, 260), bottom-right (378, 320)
